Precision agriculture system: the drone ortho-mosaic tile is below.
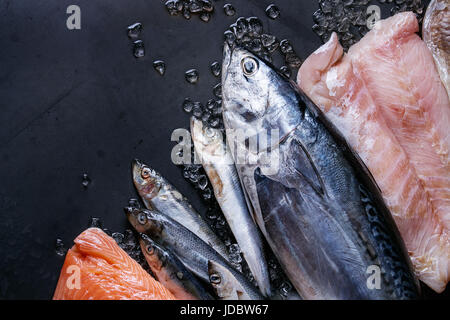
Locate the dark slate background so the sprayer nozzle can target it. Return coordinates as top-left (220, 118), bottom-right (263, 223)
top-left (0, 0), bottom-right (445, 299)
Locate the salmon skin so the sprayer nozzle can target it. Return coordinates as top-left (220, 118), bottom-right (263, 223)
top-left (221, 42), bottom-right (420, 299)
top-left (53, 228), bottom-right (175, 300)
top-left (298, 12), bottom-right (450, 293)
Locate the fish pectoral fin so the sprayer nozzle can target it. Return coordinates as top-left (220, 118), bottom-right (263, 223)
top-left (274, 134), bottom-right (327, 198)
top-left (235, 167), bottom-right (260, 224)
top-left (253, 168), bottom-right (321, 224)
top-left (293, 167), bottom-right (324, 197)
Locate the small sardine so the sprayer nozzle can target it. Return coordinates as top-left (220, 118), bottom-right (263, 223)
top-left (125, 206), bottom-right (264, 300)
top-left (190, 117), bottom-right (271, 297)
top-left (132, 159), bottom-right (229, 262)
top-left (139, 233), bottom-right (214, 300)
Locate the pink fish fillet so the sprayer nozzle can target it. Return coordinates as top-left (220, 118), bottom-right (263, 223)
top-left (297, 12), bottom-right (449, 293)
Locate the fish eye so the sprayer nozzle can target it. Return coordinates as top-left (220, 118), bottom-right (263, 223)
top-left (138, 212), bottom-right (147, 225)
top-left (205, 128), bottom-right (217, 139)
top-left (241, 57), bottom-right (258, 76)
top-left (141, 167), bottom-right (151, 179)
top-left (205, 128), bottom-right (222, 144)
top-left (146, 245), bottom-right (154, 255)
top-left (209, 273), bottom-right (221, 285)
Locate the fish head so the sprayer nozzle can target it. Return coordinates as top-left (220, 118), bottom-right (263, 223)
top-left (190, 117), bottom-right (225, 158)
top-left (132, 159), bottom-right (163, 204)
top-left (222, 43), bottom-right (281, 131)
top-left (208, 260), bottom-right (246, 300)
top-left (139, 233), bottom-right (167, 271)
top-left (222, 43), bottom-right (292, 162)
top-left (124, 206), bottom-right (163, 235)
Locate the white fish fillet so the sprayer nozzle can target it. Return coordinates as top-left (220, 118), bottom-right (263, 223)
top-left (298, 12), bottom-right (450, 293)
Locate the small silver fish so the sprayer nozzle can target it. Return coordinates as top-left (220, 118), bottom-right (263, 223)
top-left (139, 233), bottom-right (214, 300)
top-left (132, 159), bottom-right (229, 262)
top-left (191, 117), bottom-right (271, 297)
top-left (125, 206), bottom-right (264, 300)
top-left (423, 0), bottom-right (450, 97)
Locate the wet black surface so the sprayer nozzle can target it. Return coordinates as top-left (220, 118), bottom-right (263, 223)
top-left (0, 0), bottom-right (446, 300)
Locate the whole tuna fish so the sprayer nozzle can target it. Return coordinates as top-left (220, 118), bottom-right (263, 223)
top-left (221, 43), bottom-right (420, 300)
top-left (190, 117), bottom-right (271, 297)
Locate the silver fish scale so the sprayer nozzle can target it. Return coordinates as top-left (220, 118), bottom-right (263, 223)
top-left (358, 185), bottom-right (419, 299)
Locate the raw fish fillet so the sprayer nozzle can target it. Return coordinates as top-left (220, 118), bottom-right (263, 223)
top-left (349, 12), bottom-right (450, 232)
top-left (298, 12), bottom-right (449, 293)
top-left (53, 228), bottom-right (175, 300)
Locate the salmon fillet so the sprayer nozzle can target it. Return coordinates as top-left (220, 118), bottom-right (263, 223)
top-left (298, 12), bottom-right (449, 293)
top-left (53, 228), bottom-right (175, 300)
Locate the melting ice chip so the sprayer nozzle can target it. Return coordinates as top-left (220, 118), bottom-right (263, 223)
top-left (261, 33), bottom-right (276, 47)
top-left (153, 60), bottom-right (166, 76)
top-left (210, 61), bottom-right (221, 77)
top-left (133, 40), bottom-right (145, 58)
top-left (223, 3), bottom-right (236, 16)
top-left (200, 12), bottom-right (211, 22)
top-left (280, 66), bottom-right (291, 78)
top-left (82, 173), bottom-right (91, 188)
top-left (127, 22), bottom-right (142, 39)
top-left (265, 4), bottom-right (280, 20)
top-left (182, 98), bottom-right (194, 113)
top-left (55, 238), bottom-right (66, 256)
top-left (213, 83), bottom-right (222, 98)
top-left (185, 69), bottom-right (199, 84)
